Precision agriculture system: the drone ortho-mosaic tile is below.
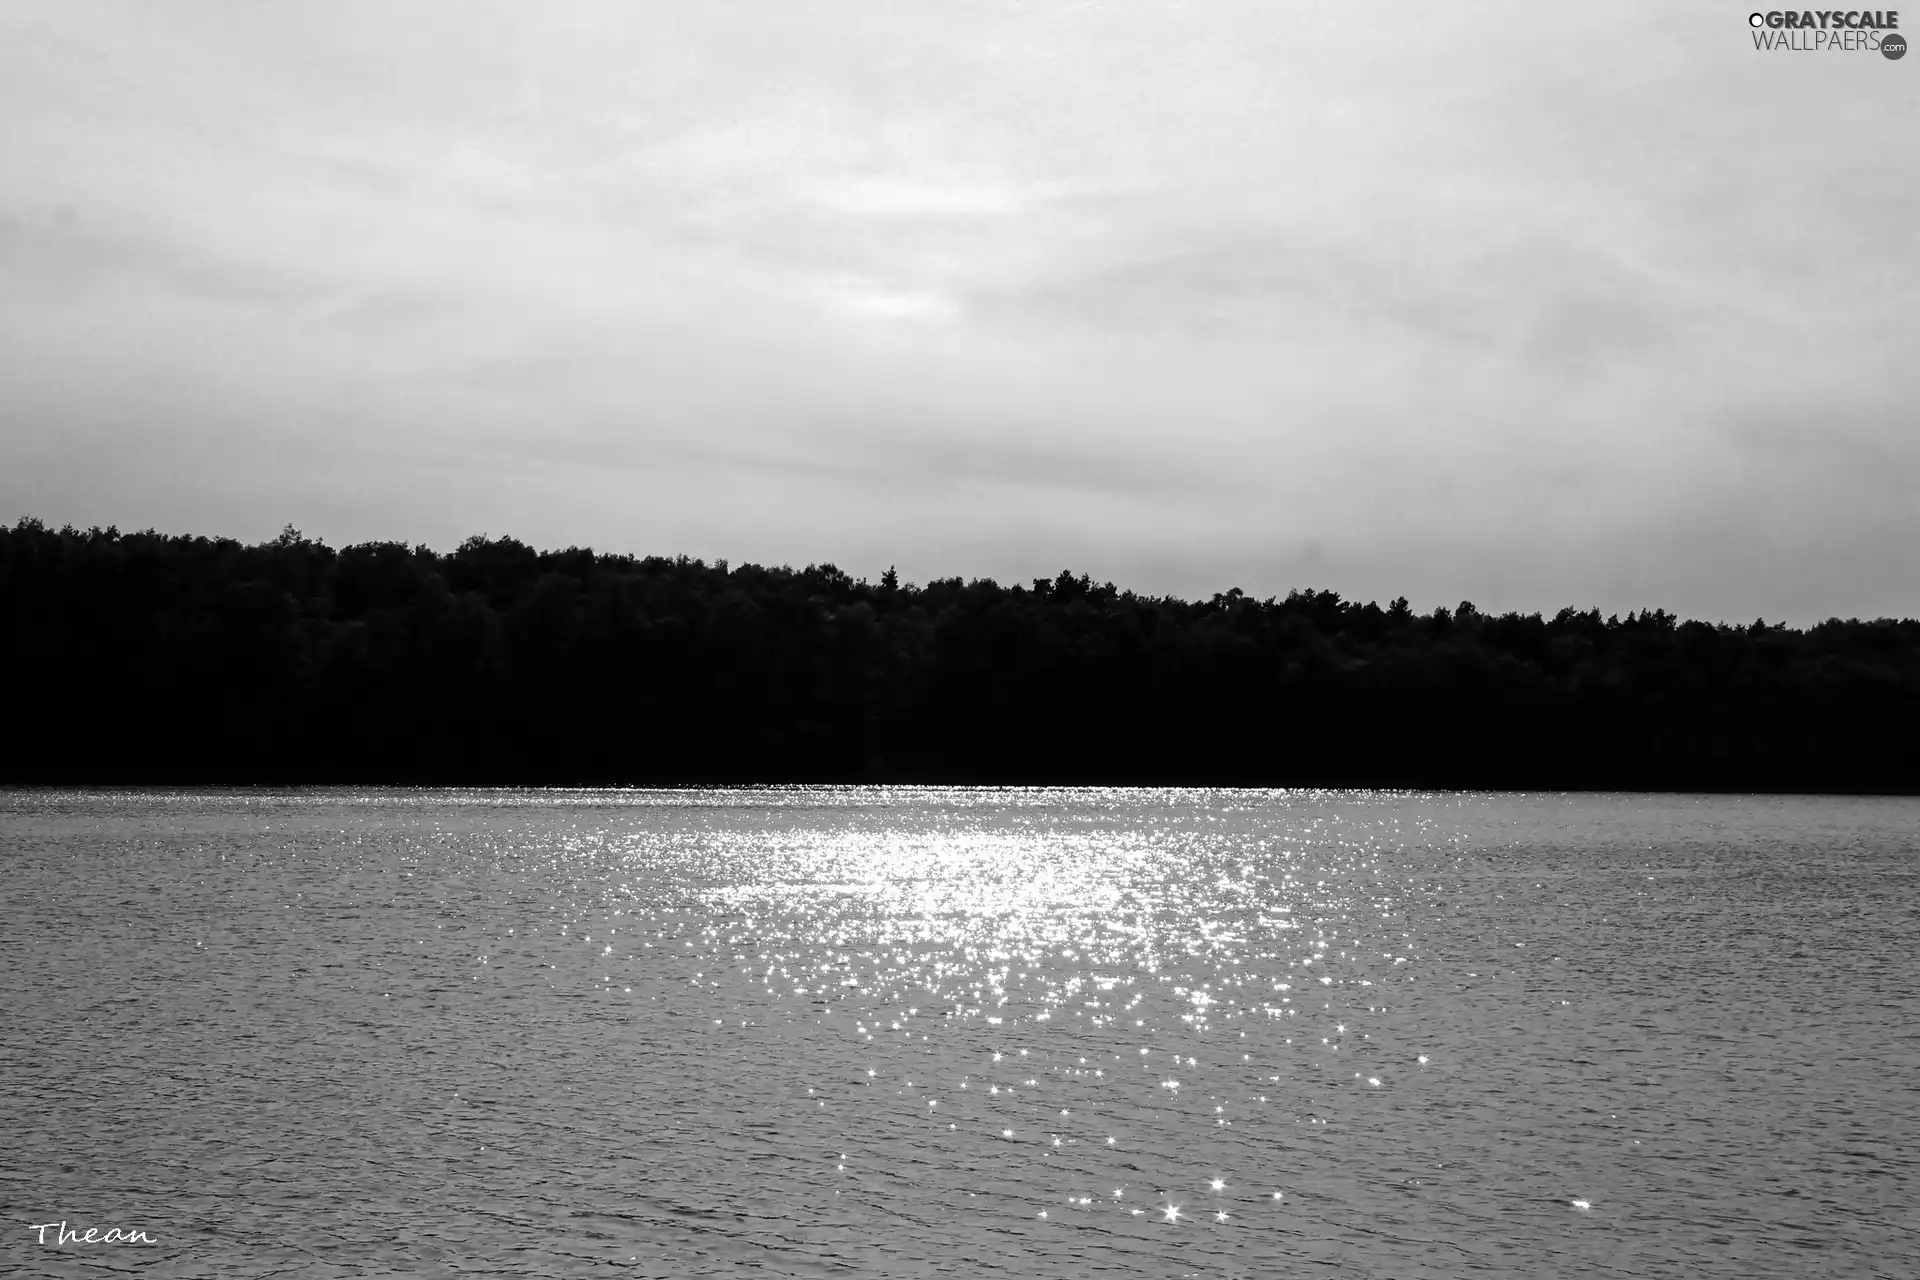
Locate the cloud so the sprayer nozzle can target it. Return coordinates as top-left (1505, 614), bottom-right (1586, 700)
top-left (0, 2), bottom-right (1914, 621)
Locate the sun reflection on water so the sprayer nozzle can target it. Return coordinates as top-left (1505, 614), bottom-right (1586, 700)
top-left (429, 787), bottom-right (1457, 1252)
top-left (533, 787), bottom-right (1443, 1240)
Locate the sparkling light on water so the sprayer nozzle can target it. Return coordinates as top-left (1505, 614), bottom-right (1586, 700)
top-left (5, 787), bottom-right (1918, 1276)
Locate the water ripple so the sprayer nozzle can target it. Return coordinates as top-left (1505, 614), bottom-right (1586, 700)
top-left (2, 788), bottom-right (1916, 1276)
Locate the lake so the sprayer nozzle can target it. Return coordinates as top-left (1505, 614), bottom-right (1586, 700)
top-left (3, 788), bottom-right (1916, 1277)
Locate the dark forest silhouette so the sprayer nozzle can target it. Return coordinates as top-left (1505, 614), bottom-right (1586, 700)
top-left (2, 518), bottom-right (1913, 791)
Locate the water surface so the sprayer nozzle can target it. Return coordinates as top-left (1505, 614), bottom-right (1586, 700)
top-left (3, 788), bottom-right (1916, 1277)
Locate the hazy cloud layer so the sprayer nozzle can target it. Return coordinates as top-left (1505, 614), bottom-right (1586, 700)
top-left (1, 1), bottom-right (1914, 620)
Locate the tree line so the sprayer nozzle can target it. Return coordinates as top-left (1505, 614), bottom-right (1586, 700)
top-left (2, 518), bottom-right (1913, 791)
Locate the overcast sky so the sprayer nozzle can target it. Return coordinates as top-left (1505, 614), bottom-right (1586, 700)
top-left (1, 2), bottom-right (1914, 621)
